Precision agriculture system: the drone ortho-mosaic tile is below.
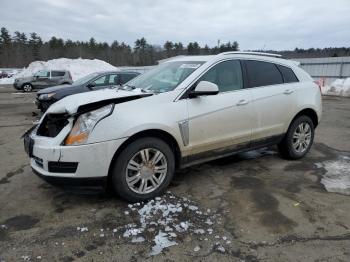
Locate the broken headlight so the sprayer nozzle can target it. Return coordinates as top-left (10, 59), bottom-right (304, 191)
top-left (65, 104), bottom-right (114, 145)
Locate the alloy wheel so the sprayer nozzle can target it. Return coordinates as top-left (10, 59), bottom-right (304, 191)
top-left (126, 148), bottom-right (167, 194)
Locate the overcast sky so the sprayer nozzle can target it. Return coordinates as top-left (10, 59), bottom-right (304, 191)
top-left (1, 0), bottom-right (349, 50)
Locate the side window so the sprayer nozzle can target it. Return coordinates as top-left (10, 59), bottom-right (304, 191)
top-left (35, 71), bottom-right (50, 78)
top-left (108, 74), bottom-right (119, 85)
top-left (198, 60), bottom-right (243, 92)
top-left (245, 60), bottom-right (283, 88)
top-left (119, 74), bottom-right (136, 84)
top-left (51, 71), bottom-right (65, 77)
top-left (277, 65), bottom-right (299, 83)
top-left (91, 75), bottom-right (108, 87)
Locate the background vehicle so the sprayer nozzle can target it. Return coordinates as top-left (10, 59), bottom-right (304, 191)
top-left (0, 70), bottom-right (8, 79)
top-left (25, 52), bottom-right (322, 202)
top-left (36, 71), bottom-right (140, 112)
top-left (13, 70), bottom-right (73, 92)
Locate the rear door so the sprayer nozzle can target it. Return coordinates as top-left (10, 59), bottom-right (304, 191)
top-left (50, 71), bottom-right (66, 85)
top-left (186, 60), bottom-right (253, 156)
top-left (243, 60), bottom-right (298, 143)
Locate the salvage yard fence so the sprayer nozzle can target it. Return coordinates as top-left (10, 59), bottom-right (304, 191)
top-left (295, 56), bottom-right (350, 85)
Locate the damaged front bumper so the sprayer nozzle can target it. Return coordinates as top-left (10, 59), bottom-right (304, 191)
top-left (23, 114), bottom-right (127, 188)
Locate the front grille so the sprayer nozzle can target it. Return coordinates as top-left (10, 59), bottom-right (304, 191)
top-left (37, 113), bottom-right (69, 137)
top-left (48, 161), bottom-right (78, 173)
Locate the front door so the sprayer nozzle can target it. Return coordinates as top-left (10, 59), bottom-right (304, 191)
top-left (186, 60), bottom-right (253, 156)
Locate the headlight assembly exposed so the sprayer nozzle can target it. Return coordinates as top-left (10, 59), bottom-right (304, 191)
top-left (65, 104), bottom-right (114, 145)
top-left (39, 92), bottom-right (56, 100)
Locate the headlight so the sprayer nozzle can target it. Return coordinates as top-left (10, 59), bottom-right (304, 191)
top-left (39, 92), bottom-right (56, 100)
top-left (65, 104), bottom-right (114, 145)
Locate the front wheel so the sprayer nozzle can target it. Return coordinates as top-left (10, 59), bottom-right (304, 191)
top-left (111, 137), bottom-right (175, 202)
top-left (278, 115), bottom-right (315, 160)
top-left (22, 83), bottom-right (33, 92)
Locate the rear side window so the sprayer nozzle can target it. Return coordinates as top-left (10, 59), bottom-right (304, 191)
top-left (244, 60), bottom-right (283, 88)
top-left (51, 71), bottom-right (65, 77)
top-left (120, 74), bottom-right (137, 84)
top-left (277, 65), bottom-right (299, 83)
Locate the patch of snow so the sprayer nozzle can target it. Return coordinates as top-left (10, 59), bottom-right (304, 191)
top-left (0, 58), bottom-right (118, 85)
top-left (317, 156), bottom-right (350, 195)
top-left (194, 229), bottom-right (205, 234)
top-left (216, 245), bottom-right (226, 253)
top-left (322, 78), bottom-right (350, 97)
top-left (123, 228), bottom-right (143, 238)
top-left (131, 236), bottom-right (145, 243)
top-left (77, 227), bottom-right (88, 232)
top-left (194, 246), bottom-right (201, 252)
top-left (21, 256), bottom-right (30, 261)
top-left (150, 231), bottom-right (178, 256)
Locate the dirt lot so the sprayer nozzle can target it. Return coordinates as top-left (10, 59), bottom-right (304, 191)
top-left (0, 87), bottom-right (349, 262)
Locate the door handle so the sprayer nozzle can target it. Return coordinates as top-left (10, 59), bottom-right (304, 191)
top-left (284, 89), bottom-right (294, 94)
top-left (236, 99), bottom-right (249, 106)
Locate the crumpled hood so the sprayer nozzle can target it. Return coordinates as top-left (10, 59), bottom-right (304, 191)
top-left (46, 88), bottom-right (150, 115)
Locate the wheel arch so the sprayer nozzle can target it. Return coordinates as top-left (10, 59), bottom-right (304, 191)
top-left (106, 129), bottom-right (182, 190)
top-left (290, 108), bottom-right (319, 128)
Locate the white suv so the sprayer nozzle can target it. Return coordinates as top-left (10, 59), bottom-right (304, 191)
top-left (24, 52), bottom-right (322, 202)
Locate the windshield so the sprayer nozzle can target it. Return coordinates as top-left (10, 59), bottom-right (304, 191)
top-left (73, 72), bottom-right (100, 85)
top-left (126, 61), bottom-right (205, 93)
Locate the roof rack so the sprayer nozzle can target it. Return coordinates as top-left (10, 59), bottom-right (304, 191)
top-left (220, 51), bottom-right (282, 58)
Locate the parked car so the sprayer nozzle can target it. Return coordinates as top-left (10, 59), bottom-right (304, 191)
top-left (36, 71), bottom-right (140, 112)
top-left (24, 52), bottom-right (322, 202)
top-left (0, 70), bottom-right (8, 79)
top-left (14, 70), bottom-right (73, 92)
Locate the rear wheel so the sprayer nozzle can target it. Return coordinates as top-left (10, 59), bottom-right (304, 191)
top-left (111, 137), bottom-right (175, 202)
top-left (278, 115), bottom-right (315, 159)
top-left (22, 83), bottom-right (33, 92)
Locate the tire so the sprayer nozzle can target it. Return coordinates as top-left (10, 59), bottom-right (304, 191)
top-left (22, 83), bottom-right (33, 92)
top-left (278, 115), bottom-right (315, 160)
top-left (111, 137), bottom-right (175, 202)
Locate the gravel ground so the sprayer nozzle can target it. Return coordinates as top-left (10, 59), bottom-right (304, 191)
top-left (0, 87), bottom-right (349, 262)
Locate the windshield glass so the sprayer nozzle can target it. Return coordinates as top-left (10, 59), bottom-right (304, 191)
top-left (126, 61), bottom-right (205, 93)
top-left (73, 72), bottom-right (100, 85)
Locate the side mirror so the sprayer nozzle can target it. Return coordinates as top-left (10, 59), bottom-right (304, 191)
top-left (189, 81), bottom-right (219, 98)
top-left (87, 82), bottom-right (95, 89)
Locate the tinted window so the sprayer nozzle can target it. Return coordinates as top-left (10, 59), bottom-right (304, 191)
top-left (91, 75), bottom-right (108, 86)
top-left (199, 60), bottom-right (243, 92)
top-left (277, 65), bottom-right (299, 83)
top-left (119, 73), bottom-right (138, 84)
top-left (245, 60), bottom-right (283, 88)
top-left (108, 74), bottom-right (119, 85)
top-left (35, 71), bottom-right (50, 77)
top-left (51, 71), bottom-right (65, 77)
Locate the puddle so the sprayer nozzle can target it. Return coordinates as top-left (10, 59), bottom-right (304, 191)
top-left (317, 156), bottom-right (350, 195)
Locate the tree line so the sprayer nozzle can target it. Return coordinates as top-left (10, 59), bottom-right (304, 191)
top-left (0, 26), bottom-right (349, 68)
top-left (0, 27), bottom-right (239, 68)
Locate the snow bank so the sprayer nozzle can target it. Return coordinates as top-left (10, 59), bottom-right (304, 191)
top-left (322, 78), bottom-right (350, 97)
top-left (0, 58), bottom-right (118, 85)
top-left (317, 156), bottom-right (350, 195)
